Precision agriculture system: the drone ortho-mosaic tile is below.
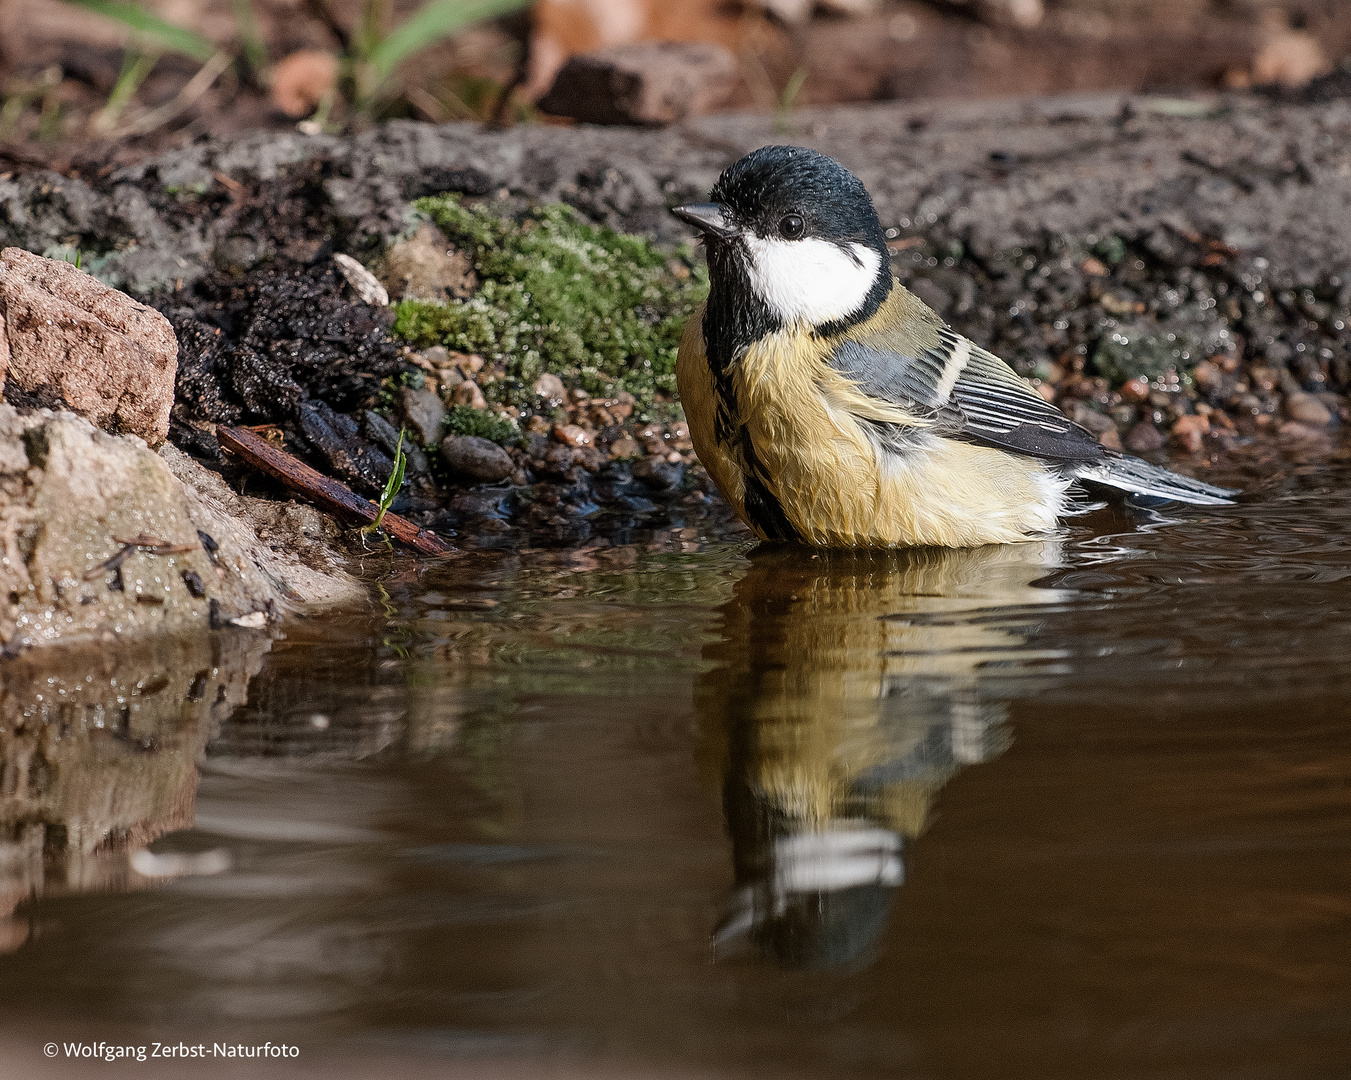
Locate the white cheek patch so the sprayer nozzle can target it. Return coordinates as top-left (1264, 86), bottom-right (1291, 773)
top-left (742, 235), bottom-right (882, 327)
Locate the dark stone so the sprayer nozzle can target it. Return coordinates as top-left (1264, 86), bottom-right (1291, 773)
top-left (441, 434), bottom-right (514, 484)
top-left (631, 455), bottom-right (684, 491)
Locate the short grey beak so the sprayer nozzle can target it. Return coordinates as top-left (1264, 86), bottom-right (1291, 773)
top-left (671, 202), bottom-right (741, 240)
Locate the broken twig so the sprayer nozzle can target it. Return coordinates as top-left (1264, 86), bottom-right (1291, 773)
top-left (217, 425), bottom-right (453, 556)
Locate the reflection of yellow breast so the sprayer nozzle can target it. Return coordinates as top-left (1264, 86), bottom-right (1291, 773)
top-left (675, 302), bottom-right (1064, 548)
top-left (697, 543), bottom-right (1069, 837)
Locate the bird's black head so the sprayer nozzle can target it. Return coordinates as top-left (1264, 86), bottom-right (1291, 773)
top-left (673, 146), bottom-right (892, 352)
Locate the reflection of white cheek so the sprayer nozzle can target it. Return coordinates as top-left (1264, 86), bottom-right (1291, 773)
top-left (771, 826), bottom-right (904, 894)
top-left (744, 236), bottom-right (882, 326)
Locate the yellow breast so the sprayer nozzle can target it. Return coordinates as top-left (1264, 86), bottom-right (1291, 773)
top-left (676, 306), bottom-right (1064, 548)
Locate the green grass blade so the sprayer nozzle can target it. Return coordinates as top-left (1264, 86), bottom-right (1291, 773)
top-left (367, 0), bottom-right (528, 82)
top-left (229, 0), bottom-right (269, 78)
top-left (61, 0), bottom-right (216, 61)
top-left (364, 428), bottom-right (407, 534)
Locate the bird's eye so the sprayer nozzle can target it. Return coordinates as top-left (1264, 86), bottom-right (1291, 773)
top-left (778, 214), bottom-right (805, 240)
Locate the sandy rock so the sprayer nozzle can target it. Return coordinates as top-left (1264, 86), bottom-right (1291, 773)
top-left (400, 385), bottom-right (446, 445)
top-left (382, 223), bottom-right (477, 303)
top-left (0, 406), bottom-right (364, 653)
top-left (1283, 391), bottom-right (1332, 427)
top-left (0, 248), bottom-right (177, 444)
top-left (539, 42), bottom-right (737, 126)
top-left (441, 434), bottom-right (514, 484)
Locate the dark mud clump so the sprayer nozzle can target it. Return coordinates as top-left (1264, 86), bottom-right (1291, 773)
top-left (158, 263), bottom-right (405, 496)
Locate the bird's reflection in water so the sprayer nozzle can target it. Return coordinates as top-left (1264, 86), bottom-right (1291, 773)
top-left (697, 541), bottom-right (1070, 969)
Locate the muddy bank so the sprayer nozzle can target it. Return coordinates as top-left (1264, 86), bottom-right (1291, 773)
top-left (3, 88), bottom-right (1351, 554)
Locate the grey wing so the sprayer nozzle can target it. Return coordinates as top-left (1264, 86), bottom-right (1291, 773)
top-left (830, 326), bottom-right (1108, 464)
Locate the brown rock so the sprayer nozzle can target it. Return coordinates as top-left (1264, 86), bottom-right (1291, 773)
top-left (1283, 391), bottom-right (1333, 427)
top-left (554, 423), bottom-right (593, 447)
top-left (268, 50), bottom-right (339, 118)
top-left (1191, 360), bottom-right (1222, 392)
top-left (381, 223), bottom-right (477, 303)
top-left (0, 248), bottom-right (177, 444)
top-left (538, 42), bottom-right (737, 126)
top-left (1119, 377), bottom-right (1150, 403)
top-left (1170, 414), bottom-right (1210, 453)
top-left (1097, 426), bottom-right (1122, 451)
top-left (1125, 422), bottom-right (1165, 453)
top-left (440, 435), bottom-right (514, 484)
top-left (609, 437), bottom-right (642, 459)
top-left (452, 380), bottom-right (487, 409)
top-left (1252, 28), bottom-right (1331, 89)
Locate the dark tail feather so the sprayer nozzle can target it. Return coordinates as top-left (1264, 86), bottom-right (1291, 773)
top-left (1072, 457), bottom-right (1238, 506)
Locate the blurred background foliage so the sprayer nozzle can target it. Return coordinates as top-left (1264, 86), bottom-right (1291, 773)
top-left (0, 0), bottom-right (1348, 156)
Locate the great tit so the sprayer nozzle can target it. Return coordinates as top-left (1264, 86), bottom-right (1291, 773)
top-left (672, 146), bottom-right (1237, 548)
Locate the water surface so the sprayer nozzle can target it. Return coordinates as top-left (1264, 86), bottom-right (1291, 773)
top-left (3, 449), bottom-right (1351, 1078)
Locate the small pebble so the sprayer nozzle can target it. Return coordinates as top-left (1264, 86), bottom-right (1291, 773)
top-left (1283, 391), bottom-right (1332, 426)
top-left (554, 424), bottom-right (592, 447)
top-left (632, 455), bottom-right (683, 491)
top-left (533, 373), bottom-right (566, 404)
top-left (1125, 422), bottom-right (1166, 453)
top-left (1278, 420), bottom-right (1326, 441)
top-left (1171, 414), bottom-right (1210, 453)
top-left (1119, 377), bottom-right (1150, 403)
top-left (452, 381), bottom-right (487, 409)
top-left (609, 437), bottom-right (642, 458)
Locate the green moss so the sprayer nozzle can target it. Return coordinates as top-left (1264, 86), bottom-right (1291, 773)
top-left (444, 404), bottom-right (520, 446)
top-left (1093, 235), bottom-right (1127, 266)
top-left (393, 196), bottom-right (708, 416)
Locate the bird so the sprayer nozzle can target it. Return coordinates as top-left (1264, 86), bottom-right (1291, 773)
top-left (671, 146), bottom-right (1237, 549)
